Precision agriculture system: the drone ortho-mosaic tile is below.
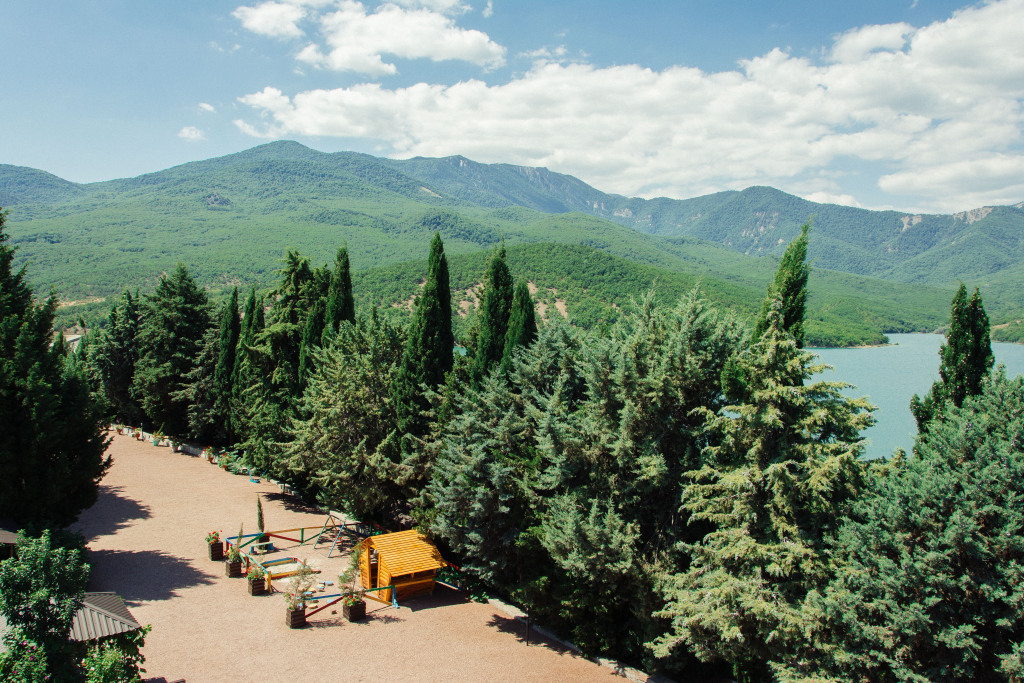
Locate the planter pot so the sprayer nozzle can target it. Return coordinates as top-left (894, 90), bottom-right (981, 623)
top-left (286, 607), bottom-right (306, 628)
top-left (248, 575), bottom-right (267, 595)
top-left (152, 438), bottom-right (160, 446)
top-left (225, 559), bottom-right (243, 578)
top-left (171, 442), bottom-right (180, 452)
top-left (343, 600), bottom-right (366, 622)
top-left (208, 541), bottom-right (223, 561)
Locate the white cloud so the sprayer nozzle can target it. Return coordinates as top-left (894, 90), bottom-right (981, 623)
top-left (390, 0), bottom-right (468, 13)
top-left (178, 126), bottom-right (207, 141)
top-left (233, 1), bottom-right (308, 38)
top-left (482, 1), bottom-right (493, 18)
top-left (292, 1), bottom-right (505, 75)
top-left (235, 0), bottom-right (1024, 212)
top-left (198, 102), bottom-right (216, 113)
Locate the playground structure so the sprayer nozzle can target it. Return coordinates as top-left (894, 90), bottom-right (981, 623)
top-left (359, 530), bottom-right (447, 603)
top-left (221, 511), bottom-right (374, 596)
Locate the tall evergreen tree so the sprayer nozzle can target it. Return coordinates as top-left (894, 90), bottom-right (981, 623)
top-left (652, 300), bottom-right (873, 679)
top-left (499, 278), bottom-right (538, 376)
top-left (471, 243), bottom-right (514, 383)
top-left (133, 264), bottom-right (211, 437)
top-left (0, 210), bottom-right (110, 528)
top-left (752, 221), bottom-right (810, 347)
top-left (393, 232), bottom-right (454, 438)
top-left (323, 245), bottom-right (355, 337)
top-left (297, 297), bottom-right (326, 385)
top-left (911, 283), bottom-right (993, 431)
top-left (90, 290), bottom-right (142, 424)
top-left (210, 287), bottom-right (240, 440)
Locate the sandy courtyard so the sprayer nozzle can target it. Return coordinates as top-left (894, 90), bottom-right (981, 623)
top-left (72, 432), bottom-right (624, 682)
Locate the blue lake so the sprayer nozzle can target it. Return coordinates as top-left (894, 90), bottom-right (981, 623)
top-left (811, 334), bottom-right (1024, 460)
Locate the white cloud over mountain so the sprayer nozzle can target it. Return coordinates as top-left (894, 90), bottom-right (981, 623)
top-left (233, 0), bottom-right (1024, 212)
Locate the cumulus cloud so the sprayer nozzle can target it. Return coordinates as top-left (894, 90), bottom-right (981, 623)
top-left (291, 1), bottom-right (505, 75)
top-left (235, 0), bottom-right (1024, 211)
top-left (233, 1), bottom-right (309, 38)
top-left (198, 102), bottom-right (216, 113)
top-left (178, 126), bottom-right (207, 141)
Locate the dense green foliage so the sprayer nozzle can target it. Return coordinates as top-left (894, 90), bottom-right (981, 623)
top-left (752, 222), bottom-right (810, 347)
top-left (133, 264), bottom-right (212, 436)
top-left (0, 531), bottom-right (149, 682)
top-left (799, 372), bottom-right (1024, 681)
top-left (470, 243), bottom-right (513, 383)
top-left (0, 210), bottom-right (109, 528)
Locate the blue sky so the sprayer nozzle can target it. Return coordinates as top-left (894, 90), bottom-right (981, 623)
top-left (2, 0), bottom-right (1022, 213)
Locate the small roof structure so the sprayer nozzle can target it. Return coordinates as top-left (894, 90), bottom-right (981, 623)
top-left (70, 592), bottom-right (141, 642)
top-left (365, 530), bottom-right (445, 575)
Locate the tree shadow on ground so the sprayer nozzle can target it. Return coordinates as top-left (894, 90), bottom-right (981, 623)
top-left (73, 485), bottom-right (152, 541)
top-left (85, 548), bottom-right (215, 603)
top-left (486, 613), bottom-right (583, 658)
top-left (260, 491), bottom-right (322, 515)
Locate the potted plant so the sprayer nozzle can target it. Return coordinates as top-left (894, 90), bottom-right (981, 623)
top-left (338, 544), bottom-right (367, 622)
top-left (151, 424), bottom-right (165, 446)
top-left (284, 565), bottom-right (316, 628)
top-left (134, 427), bottom-right (143, 441)
top-left (247, 562), bottom-right (268, 596)
top-left (170, 439), bottom-right (180, 453)
top-left (206, 530), bottom-right (223, 561)
top-left (224, 526), bottom-right (243, 577)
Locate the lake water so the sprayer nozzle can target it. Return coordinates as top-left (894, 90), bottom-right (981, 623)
top-left (811, 334), bottom-right (1024, 460)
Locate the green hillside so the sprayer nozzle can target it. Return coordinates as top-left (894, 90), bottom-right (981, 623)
top-left (0, 141), bottom-right (959, 345)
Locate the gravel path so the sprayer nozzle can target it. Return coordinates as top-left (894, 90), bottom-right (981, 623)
top-left (73, 432), bottom-right (623, 682)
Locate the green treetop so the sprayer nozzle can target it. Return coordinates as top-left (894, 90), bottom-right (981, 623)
top-left (133, 264), bottom-right (212, 437)
top-left (471, 243), bottom-right (514, 384)
top-left (752, 221), bottom-right (810, 347)
top-left (323, 245), bottom-right (355, 337)
top-left (393, 232), bottom-right (454, 437)
top-left (499, 278), bottom-right (538, 377)
top-left (911, 283), bottom-right (993, 431)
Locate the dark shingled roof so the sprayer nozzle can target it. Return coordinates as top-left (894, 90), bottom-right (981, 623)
top-left (69, 592), bottom-right (141, 642)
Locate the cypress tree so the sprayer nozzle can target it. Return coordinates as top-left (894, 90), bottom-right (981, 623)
top-left (323, 245), bottom-right (355, 337)
top-left (471, 243), bottom-right (514, 383)
top-left (133, 264), bottom-right (211, 437)
top-left (393, 232), bottom-right (454, 437)
top-left (0, 210), bottom-right (110, 528)
top-left (499, 278), bottom-right (537, 376)
top-left (752, 221), bottom-right (810, 347)
top-left (211, 287), bottom-right (240, 438)
top-left (911, 283), bottom-right (993, 431)
top-left (298, 297), bottom-right (326, 385)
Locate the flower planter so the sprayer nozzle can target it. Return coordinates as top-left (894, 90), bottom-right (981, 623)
top-left (248, 575), bottom-right (267, 596)
top-left (208, 541), bottom-right (223, 561)
top-left (286, 607), bottom-right (306, 628)
top-left (225, 559), bottom-right (243, 578)
top-left (343, 600), bottom-right (366, 622)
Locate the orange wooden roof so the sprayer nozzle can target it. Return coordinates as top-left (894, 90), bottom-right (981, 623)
top-left (366, 530), bottom-right (446, 575)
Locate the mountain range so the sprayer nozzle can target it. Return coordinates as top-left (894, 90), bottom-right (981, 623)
top-left (1, 140), bottom-right (1020, 345)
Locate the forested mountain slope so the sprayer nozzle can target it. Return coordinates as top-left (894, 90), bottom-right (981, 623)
top-left (0, 141), bottom-right (975, 344)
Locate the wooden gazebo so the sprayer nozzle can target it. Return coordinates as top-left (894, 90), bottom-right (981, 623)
top-left (359, 530), bottom-right (446, 603)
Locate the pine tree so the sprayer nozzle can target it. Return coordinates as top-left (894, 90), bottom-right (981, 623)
top-left (133, 264), bottom-right (211, 437)
top-left (652, 299), bottom-right (873, 678)
top-left (393, 232), bottom-right (454, 438)
top-left (229, 287), bottom-right (259, 443)
top-left (323, 245), bottom-right (355, 337)
top-left (0, 210), bottom-right (110, 528)
top-left (911, 284), bottom-right (993, 431)
top-left (752, 221), bottom-right (810, 347)
top-left (471, 243), bottom-right (514, 384)
top-left (499, 278), bottom-right (537, 377)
